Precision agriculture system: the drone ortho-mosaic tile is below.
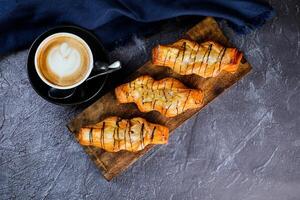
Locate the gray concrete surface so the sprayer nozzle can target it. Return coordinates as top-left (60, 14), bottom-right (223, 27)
top-left (1, 0), bottom-right (300, 199)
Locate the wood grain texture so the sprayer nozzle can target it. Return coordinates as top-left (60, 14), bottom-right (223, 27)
top-left (67, 17), bottom-right (252, 181)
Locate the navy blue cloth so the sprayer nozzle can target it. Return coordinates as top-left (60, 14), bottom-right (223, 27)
top-left (0, 0), bottom-right (274, 54)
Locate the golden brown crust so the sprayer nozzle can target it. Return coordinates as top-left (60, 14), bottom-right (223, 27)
top-left (78, 116), bottom-right (169, 152)
top-left (152, 39), bottom-right (243, 78)
top-left (115, 75), bottom-right (204, 117)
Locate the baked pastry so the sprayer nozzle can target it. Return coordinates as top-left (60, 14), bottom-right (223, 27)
top-left (152, 39), bottom-right (243, 78)
top-left (115, 75), bottom-right (203, 117)
top-left (78, 116), bottom-right (169, 152)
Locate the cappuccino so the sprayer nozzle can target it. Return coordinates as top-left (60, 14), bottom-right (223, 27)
top-left (35, 33), bottom-right (93, 89)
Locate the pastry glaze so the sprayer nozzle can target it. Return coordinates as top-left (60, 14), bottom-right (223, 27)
top-left (115, 75), bottom-right (204, 117)
top-left (152, 39), bottom-right (243, 78)
top-left (78, 116), bottom-right (169, 152)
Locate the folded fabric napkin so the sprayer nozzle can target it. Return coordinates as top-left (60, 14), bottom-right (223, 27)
top-left (0, 0), bottom-right (274, 54)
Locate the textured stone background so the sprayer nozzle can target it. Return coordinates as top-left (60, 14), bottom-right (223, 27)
top-left (1, 0), bottom-right (300, 199)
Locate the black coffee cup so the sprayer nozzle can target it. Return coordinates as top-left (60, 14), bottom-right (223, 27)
top-left (34, 32), bottom-right (121, 99)
top-left (27, 26), bottom-right (120, 105)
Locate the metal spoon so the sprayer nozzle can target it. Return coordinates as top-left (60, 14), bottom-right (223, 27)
top-left (86, 61), bottom-right (121, 81)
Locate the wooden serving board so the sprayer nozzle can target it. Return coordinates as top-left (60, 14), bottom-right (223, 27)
top-left (67, 17), bottom-right (252, 181)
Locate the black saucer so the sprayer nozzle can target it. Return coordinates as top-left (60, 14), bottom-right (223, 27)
top-left (27, 26), bottom-right (109, 106)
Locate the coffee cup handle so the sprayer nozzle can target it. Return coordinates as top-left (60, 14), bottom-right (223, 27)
top-left (86, 61), bottom-right (122, 81)
top-left (48, 87), bottom-right (76, 100)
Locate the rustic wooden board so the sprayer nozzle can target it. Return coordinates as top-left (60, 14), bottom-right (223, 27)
top-left (67, 17), bottom-right (252, 181)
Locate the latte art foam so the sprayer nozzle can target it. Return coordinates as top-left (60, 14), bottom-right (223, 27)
top-left (47, 42), bottom-right (81, 77)
top-left (36, 34), bottom-right (91, 87)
